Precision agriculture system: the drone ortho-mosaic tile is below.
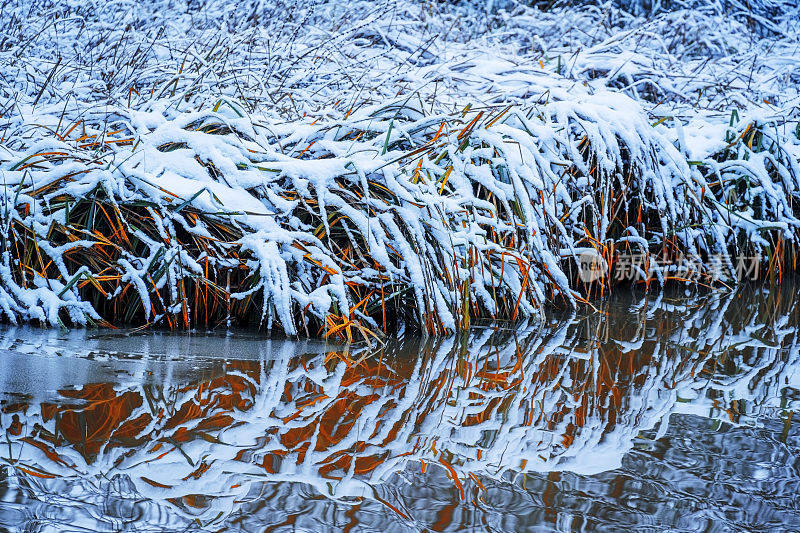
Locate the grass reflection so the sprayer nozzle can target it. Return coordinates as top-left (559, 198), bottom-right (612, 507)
top-left (1, 285), bottom-right (799, 530)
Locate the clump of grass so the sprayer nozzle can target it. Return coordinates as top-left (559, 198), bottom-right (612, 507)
top-left (1, 92), bottom-right (798, 336)
top-left (1, 0), bottom-right (798, 336)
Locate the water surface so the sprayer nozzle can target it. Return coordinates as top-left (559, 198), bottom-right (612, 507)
top-left (0, 286), bottom-right (799, 532)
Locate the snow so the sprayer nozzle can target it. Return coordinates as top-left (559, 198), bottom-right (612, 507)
top-left (0, 0), bottom-right (797, 333)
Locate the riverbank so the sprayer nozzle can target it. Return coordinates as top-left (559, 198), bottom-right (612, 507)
top-left (1, 0), bottom-right (798, 336)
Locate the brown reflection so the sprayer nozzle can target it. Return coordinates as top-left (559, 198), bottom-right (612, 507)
top-left (1, 285), bottom-right (799, 529)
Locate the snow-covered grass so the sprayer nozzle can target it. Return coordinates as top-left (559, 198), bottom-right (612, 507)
top-left (0, 0), bottom-right (798, 335)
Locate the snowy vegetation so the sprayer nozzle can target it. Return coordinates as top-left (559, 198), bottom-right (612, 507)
top-left (0, 0), bottom-right (798, 335)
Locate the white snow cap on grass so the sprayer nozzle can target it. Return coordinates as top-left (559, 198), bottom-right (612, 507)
top-left (0, 0), bottom-right (798, 334)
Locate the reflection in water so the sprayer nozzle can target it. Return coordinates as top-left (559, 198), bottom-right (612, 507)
top-left (0, 286), bottom-right (799, 531)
